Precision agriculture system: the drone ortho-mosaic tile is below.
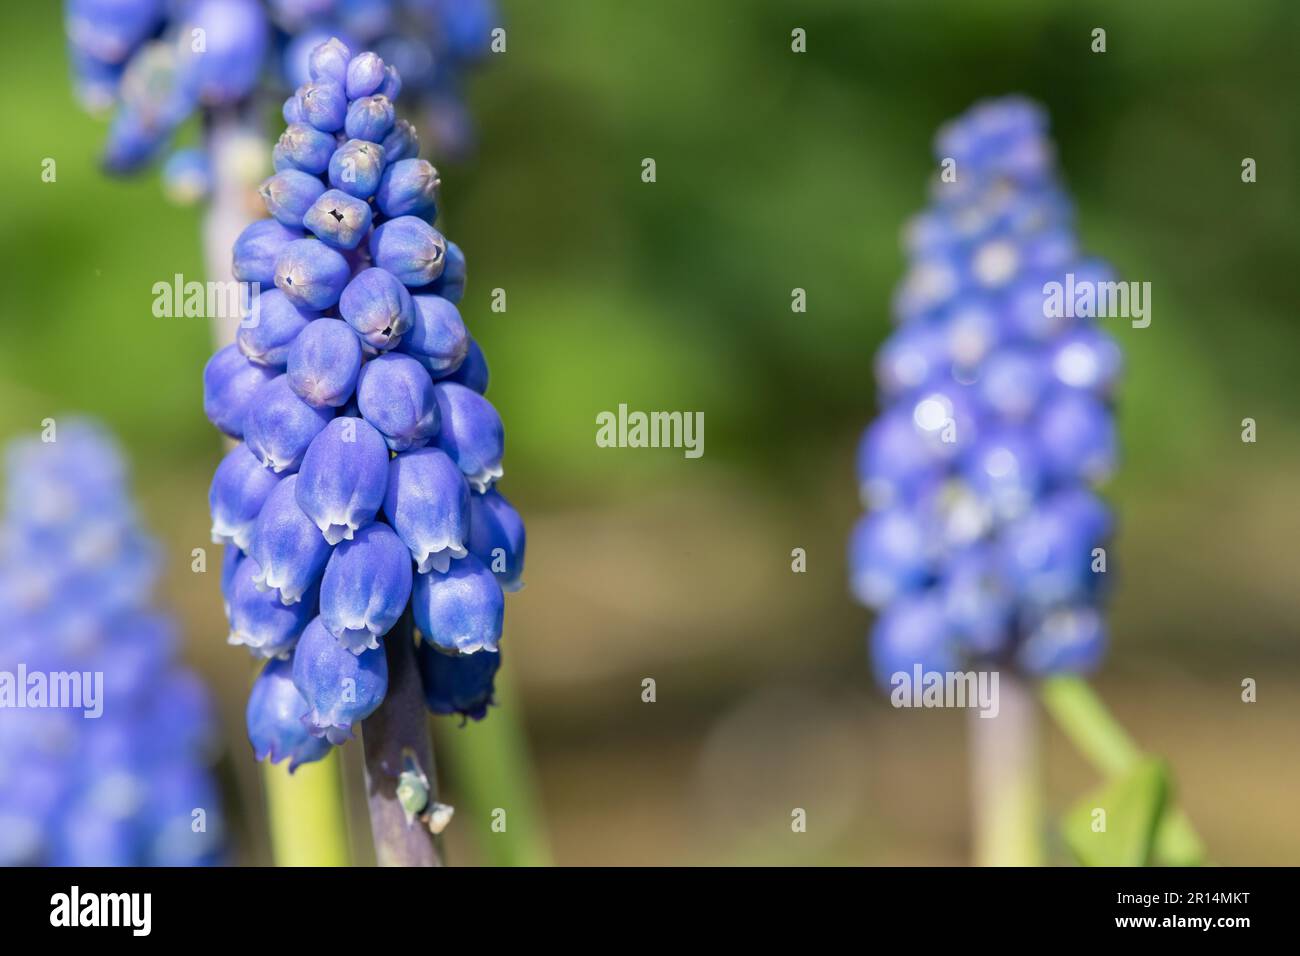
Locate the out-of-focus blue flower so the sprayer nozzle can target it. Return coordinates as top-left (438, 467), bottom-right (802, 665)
top-left (205, 42), bottom-right (521, 769)
top-left (851, 97), bottom-right (1121, 685)
top-left (0, 421), bottom-right (224, 865)
top-left (64, 0), bottom-right (500, 203)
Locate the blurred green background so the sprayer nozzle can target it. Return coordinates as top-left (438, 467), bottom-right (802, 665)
top-left (2, 0), bottom-right (1298, 864)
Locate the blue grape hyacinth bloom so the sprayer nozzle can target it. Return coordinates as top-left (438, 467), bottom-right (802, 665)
top-left (851, 97), bottom-right (1122, 687)
top-left (64, 0), bottom-right (500, 203)
top-left (213, 40), bottom-right (526, 764)
top-left (0, 421), bottom-right (224, 865)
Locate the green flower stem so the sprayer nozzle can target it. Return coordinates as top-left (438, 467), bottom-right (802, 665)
top-left (433, 663), bottom-right (552, 866)
top-left (968, 672), bottom-right (1044, 866)
top-left (1040, 676), bottom-right (1205, 865)
top-left (262, 749), bottom-right (351, 866)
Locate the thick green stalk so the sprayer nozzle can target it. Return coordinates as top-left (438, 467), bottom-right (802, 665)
top-left (1040, 676), bottom-right (1205, 865)
top-left (433, 663), bottom-right (552, 866)
top-left (263, 749), bottom-right (351, 866)
top-left (968, 672), bottom-right (1044, 866)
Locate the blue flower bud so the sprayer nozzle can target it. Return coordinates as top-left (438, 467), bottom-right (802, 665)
top-left (399, 295), bottom-right (467, 375)
top-left (1035, 391), bottom-right (1115, 484)
top-left (856, 410), bottom-right (937, 510)
top-left (308, 36), bottom-right (351, 84)
top-left (233, 218), bottom-right (302, 286)
top-left (161, 147), bottom-right (210, 204)
top-left (228, 554), bottom-right (316, 657)
top-left (237, 289), bottom-right (316, 368)
top-left (222, 545), bottom-right (242, 615)
top-left (102, 108), bottom-right (167, 174)
top-left (426, 240), bottom-right (466, 303)
top-left (416, 641), bottom-right (499, 721)
top-left (345, 94), bottom-right (395, 142)
top-left (468, 489), bottom-right (526, 591)
top-left (961, 431), bottom-right (1044, 521)
top-left (998, 490), bottom-right (1109, 610)
top-left (287, 318), bottom-right (363, 408)
top-left (339, 267), bottom-right (414, 350)
top-left (380, 118), bottom-right (419, 164)
top-left (296, 417), bottom-right (390, 545)
top-left (439, 337), bottom-right (489, 394)
top-left (320, 523), bottom-right (412, 653)
top-left (302, 188), bottom-right (373, 250)
top-left (869, 593), bottom-right (958, 688)
top-left (292, 617), bottom-right (387, 743)
top-left (283, 92), bottom-right (304, 125)
top-left (203, 344), bottom-right (276, 439)
top-left (385, 447), bottom-right (470, 573)
top-left (432, 382), bottom-right (504, 492)
top-left (273, 122), bottom-right (337, 175)
top-left (369, 216), bottom-right (446, 287)
top-left (345, 52), bottom-right (386, 99)
top-left (210, 443), bottom-right (282, 552)
top-left (848, 508), bottom-right (929, 610)
top-left (259, 169), bottom-right (326, 228)
top-left (357, 353), bottom-right (440, 451)
top-left (299, 80), bottom-right (348, 132)
top-left (249, 475), bottom-right (332, 605)
top-left (274, 237), bottom-right (351, 310)
top-left (247, 656), bottom-right (332, 771)
top-left (375, 159), bottom-right (439, 220)
top-left (412, 554), bottom-right (504, 654)
top-left (328, 138), bottom-right (385, 198)
top-left (66, 0), bottom-right (163, 65)
top-left (940, 546), bottom-right (1013, 656)
top-left (378, 63), bottom-right (401, 100)
top-left (243, 375), bottom-right (334, 474)
top-left (1049, 327), bottom-right (1122, 395)
top-left (174, 0), bottom-right (268, 106)
top-left (1016, 606), bottom-right (1105, 676)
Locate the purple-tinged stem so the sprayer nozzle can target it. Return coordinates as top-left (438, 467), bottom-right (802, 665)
top-left (361, 613), bottom-right (444, 866)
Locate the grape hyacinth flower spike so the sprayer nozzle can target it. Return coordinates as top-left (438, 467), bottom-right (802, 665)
top-left (850, 98), bottom-right (1202, 867)
top-left (64, 0), bottom-right (502, 205)
top-left (853, 97), bottom-right (1119, 687)
top-left (0, 421), bottom-right (224, 865)
top-left (207, 40), bottom-right (525, 863)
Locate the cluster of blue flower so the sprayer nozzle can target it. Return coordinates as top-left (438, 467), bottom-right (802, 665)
top-left (64, 0), bottom-right (498, 200)
top-left (852, 98), bottom-right (1122, 685)
top-left (0, 422), bottom-right (223, 865)
top-left (205, 39), bottom-right (524, 771)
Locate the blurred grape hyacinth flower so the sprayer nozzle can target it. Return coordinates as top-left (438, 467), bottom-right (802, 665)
top-left (208, 39), bottom-right (523, 774)
top-left (851, 97), bottom-right (1122, 687)
top-left (64, 0), bottom-right (499, 204)
top-left (0, 421), bottom-right (224, 866)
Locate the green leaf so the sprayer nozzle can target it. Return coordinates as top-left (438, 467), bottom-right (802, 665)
top-left (1061, 759), bottom-right (1169, 867)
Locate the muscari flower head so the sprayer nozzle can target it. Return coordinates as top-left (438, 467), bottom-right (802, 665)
top-left (65, 0), bottom-right (500, 204)
top-left (213, 41), bottom-right (525, 771)
top-left (851, 97), bottom-right (1122, 687)
top-left (0, 420), bottom-right (224, 865)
